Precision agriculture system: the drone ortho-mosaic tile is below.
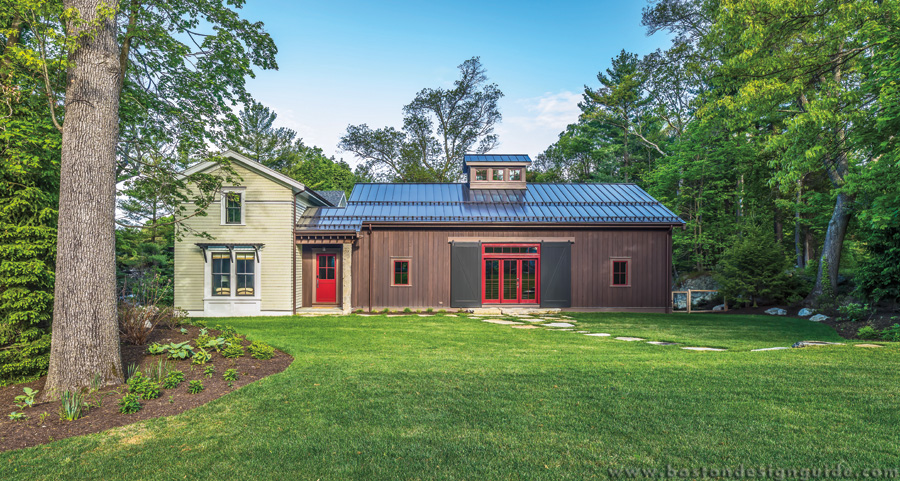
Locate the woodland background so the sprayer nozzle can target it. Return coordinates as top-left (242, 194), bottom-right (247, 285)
top-left (1, 0), bottom-right (898, 385)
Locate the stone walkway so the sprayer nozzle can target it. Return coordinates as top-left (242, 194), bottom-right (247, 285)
top-left (347, 312), bottom-right (881, 353)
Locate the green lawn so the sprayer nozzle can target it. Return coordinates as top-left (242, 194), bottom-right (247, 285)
top-left (2, 313), bottom-right (898, 480)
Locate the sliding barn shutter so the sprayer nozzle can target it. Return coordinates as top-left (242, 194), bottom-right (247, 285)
top-left (450, 242), bottom-right (481, 308)
top-left (540, 242), bottom-right (572, 308)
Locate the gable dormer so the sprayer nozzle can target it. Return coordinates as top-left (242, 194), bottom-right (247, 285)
top-left (463, 154), bottom-right (531, 190)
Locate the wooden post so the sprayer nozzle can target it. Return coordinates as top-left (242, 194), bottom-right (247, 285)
top-left (687, 290), bottom-right (692, 314)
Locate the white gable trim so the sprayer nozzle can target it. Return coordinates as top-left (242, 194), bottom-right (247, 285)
top-left (180, 150), bottom-right (332, 206)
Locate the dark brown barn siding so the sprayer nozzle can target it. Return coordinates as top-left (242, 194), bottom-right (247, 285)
top-left (350, 227), bottom-right (670, 311)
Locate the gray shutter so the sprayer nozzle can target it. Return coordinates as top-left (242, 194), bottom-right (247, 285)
top-left (450, 242), bottom-right (481, 308)
top-left (540, 242), bottom-right (571, 308)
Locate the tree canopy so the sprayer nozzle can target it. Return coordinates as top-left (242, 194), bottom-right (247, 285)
top-left (339, 57), bottom-right (503, 182)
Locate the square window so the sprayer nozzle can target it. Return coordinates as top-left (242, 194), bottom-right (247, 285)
top-left (475, 169), bottom-right (487, 181)
top-left (492, 169), bottom-right (504, 181)
top-left (509, 169), bottom-right (522, 181)
top-left (393, 260), bottom-right (410, 286)
top-left (612, 260), bottom-right (629, 286)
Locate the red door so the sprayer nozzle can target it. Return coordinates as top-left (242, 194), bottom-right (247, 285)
top-left (315, 253), bottom-right (337, 303)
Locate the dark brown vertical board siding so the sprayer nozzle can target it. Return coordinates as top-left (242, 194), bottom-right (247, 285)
top-left (346, 227), bottom-right (671, 311)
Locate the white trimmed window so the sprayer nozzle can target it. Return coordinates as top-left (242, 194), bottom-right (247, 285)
top-left (221, 189), bottom-right (245, 225)
top-left (205, 249), bottom-right (260, 299)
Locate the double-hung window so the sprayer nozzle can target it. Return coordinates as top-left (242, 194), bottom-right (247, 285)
top-left (223, 191), bottom-right (243, 225)
top-left (235, 253), bottom-right (255, 296)
top-left (492, 169), bottom-right (504, 181)
top-left (475, 169), bottom-right (488, 181)
top-left (212, 253), bottom-right (231, 296)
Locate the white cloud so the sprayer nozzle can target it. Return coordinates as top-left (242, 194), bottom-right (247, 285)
top-left (496, 91), bottom-right (582, 158)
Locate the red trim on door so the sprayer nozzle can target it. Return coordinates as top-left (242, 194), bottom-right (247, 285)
top-left (315, 253), bottom-right (337, 303)
top-left (481, 244), bottom-right (540, 304)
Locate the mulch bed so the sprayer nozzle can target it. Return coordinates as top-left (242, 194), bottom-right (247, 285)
top-left (0, 325), bottom-right (292, 452)
top-left (717, 305), bottom-right (899, 339)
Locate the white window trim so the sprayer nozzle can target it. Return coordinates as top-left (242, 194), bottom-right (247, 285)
top-left (203, 248), bottom-right (262, 301)
top-left (221, 187), bottom-right (246, 226)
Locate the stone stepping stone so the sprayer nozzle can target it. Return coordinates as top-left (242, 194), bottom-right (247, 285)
top-left (511, 325), bottom-right (541, 329)
top-left (543, 322), bottom-right (575, 328)
top-left (615, 337), bottom-right (645, 342)
top-left (575, 331), bottom-right (589, 333)
top-left (584, 333), bottom-right (611, 337)
top-left (854, 344), bottom-right (884, 348)
top-left (681, 347), bottom-right (726, 351)
top-left (647, 341), bottom-right (679, 346)
top-left (356, 314), bottom-right (374, 317)
top-left (547, 328), bottom-right (574, 331)
top-left (482, 319), bottom-right (522, 325)
top-left (445, 314), bottom-right (458, 317)
top-left (791, 340), bottom-right (845, 348)
top-left (751, 347), bottom-right (790, 351)
top-left (417, 314), bottom-right (433, 317)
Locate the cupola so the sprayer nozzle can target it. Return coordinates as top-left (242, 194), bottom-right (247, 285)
top-left (463, 154), bottom-right (531, 189)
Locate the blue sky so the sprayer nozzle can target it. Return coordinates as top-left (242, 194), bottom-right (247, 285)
top-left (239, 0), bottom-right (671, 165)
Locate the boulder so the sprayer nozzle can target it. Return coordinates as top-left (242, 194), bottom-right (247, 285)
top-left (798, 308), bottom-right (815, 317)
top-left (809, 314), bottom-right (829, 322)
top-left (764, 308), bottom-right (787, 316)
top-left (712, 304), bottom-right (727, 311)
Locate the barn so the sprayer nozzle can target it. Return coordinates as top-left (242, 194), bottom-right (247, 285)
top-left (294, 154), bottom-right (684, 313)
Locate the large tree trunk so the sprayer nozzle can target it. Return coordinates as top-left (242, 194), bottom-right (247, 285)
top-left (805, 191), bottom-right (852, 305)
top-left (44, 0), bottom-right (123, 399)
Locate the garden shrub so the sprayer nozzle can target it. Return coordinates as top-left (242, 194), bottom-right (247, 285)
top-left (837, 303), bottom-right (874, 323)
top-left (714, 223), bottom-right (801, 307)
top-left (857, 326), bottom-right (879, 339)
top-left (248, 341), bottom-right (274, 360)
top-left (127, 372), bottom-right (161, 400)
top-left (162, 370), bottom-right (184, 389)
top-left (223, 369), bottom-right (238, 381)
top-left (188, 380), bottom-right (204, 394)
top-left (191, 348), bottom-right (211, 365)
top-left (221, 340), bottom-right (245, 359)
top-left (118, 393), bottom-right (142, 414)
top-left (881, 323), bottom-right (900, 342)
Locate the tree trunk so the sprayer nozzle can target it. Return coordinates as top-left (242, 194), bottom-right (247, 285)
top-left (44, 0), bottom-right (123, 399)
top-left (805, 191), bottom-right (852, 305)
top-left (794, 179), bottom-right (803, 268)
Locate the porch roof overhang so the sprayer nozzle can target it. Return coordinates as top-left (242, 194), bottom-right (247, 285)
top-left (294, 231), bottom-right (358, 244)
top-left (195, 243), bottom-right (264, 262)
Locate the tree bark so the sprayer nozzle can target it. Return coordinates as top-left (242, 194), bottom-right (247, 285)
top-left (805, 191), bottom-right (851, 305)
top-left (44, 0), bottom-right (123, 399)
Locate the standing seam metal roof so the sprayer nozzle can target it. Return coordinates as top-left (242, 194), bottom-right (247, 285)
top-left (296, 183), bottom-right (684, 232)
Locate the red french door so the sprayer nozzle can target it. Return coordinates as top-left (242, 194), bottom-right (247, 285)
top-left (315, 253), bottom-right (337, 304)
top-left (482, 245), bottom-right (539, 304)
